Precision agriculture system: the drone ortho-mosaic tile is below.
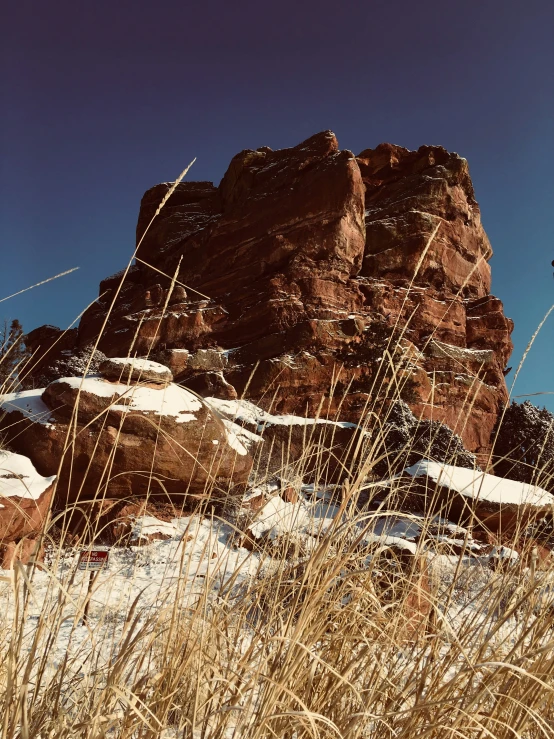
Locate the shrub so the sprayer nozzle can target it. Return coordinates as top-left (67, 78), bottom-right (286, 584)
top-left (0, 319), bottom-right (30, 391)
top-left (492, 400), bottom-right (554, 490)
top-left (335, 319), bottom-right (420, 404)
top-left (374, 399), bottom-right (478, 476)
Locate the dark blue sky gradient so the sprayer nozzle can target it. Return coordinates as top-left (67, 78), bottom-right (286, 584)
top-left (1, 0), bottom-right (553, 407)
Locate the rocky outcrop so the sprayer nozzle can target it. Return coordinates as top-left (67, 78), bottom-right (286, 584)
top-left (33, 131), bottom-right (512, 463)
top-left (0, 366), bottom-right (258, 507)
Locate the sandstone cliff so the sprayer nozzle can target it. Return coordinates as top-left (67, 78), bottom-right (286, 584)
top-left (29, 131), bottom-right (514, 462)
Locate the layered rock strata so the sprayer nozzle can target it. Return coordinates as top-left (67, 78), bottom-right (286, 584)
top-left (30, 131), bottom-right (513, 461)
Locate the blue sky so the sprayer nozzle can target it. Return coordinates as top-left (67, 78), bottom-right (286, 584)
top-left (1, 0), bottom-right (553, 408)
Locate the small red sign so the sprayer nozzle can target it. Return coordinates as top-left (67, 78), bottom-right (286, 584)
top-left (78, 550), bottom-right (109, 571)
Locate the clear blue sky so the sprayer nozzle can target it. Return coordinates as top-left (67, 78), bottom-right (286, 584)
top-left (1, 0), bottom-right (553, 408)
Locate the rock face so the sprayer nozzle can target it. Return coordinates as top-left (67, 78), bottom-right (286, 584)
top-left (36, 131), bottom-right (512, 463)
top-left (0, 368), bottom-right (257, 507)
top-left (0, 450), bottom-right (55, 566)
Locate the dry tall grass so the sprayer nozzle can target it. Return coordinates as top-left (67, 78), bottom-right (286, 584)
top-left (1, 484), bottom-right (554, 738)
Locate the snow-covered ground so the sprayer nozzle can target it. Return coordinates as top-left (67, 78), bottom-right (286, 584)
top-left (1, 484), bottom-right (554, 737)
top-left (1, 485), bottom-right (545, 675)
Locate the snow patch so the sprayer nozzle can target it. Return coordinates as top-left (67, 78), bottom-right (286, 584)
top-left (1, 389), bottom-right (56, 427)
top-left (52, 376), bottom-right (202, 421)
top-left (248, 495), bottom-right (340, 540)
top-left (206, 397), bottom-right (358, 433)
top-left (104, 357), bottom-right (171, 375)
top-left (221, 419), bottom-right (262, 455)
top-left (489, 546), bottom-right (519, 563)
top-left (131, 516), bottom-right (178, 541)
top-left (0, 451), bottom-right (56, 500)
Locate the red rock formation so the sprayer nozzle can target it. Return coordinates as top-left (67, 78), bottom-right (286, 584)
top-left (52, 132), bottom-right (513, 461)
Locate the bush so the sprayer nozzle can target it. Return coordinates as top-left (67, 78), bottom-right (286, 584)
top-left (374, 399), bottom-right (479, 476)
top-left (21, 343), bottom-right (107, 390)
top-left (492, 400), bottom-right (554, 490)
top-left (0, 319), bottom-right (30, 391)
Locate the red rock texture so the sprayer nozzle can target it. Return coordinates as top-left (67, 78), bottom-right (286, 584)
top-left (52, 132), bottom-right (513, 461)
top-left (0, 377), bottom-right (255, 508)
top-left (0, 538), bottom-right (44, 570)
top-left (1, 537), bottom-right (45, 569)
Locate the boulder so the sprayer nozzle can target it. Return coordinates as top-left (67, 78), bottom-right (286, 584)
top-left (0, 377), bottom-right (257, 506)
top-left (397, 459), bottom-right (554, 535)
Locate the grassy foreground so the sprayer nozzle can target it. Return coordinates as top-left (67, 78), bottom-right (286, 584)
top-left (1, 478), bottom-right (554, 738)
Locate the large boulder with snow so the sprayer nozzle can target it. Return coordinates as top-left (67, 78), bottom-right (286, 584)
top-left (205, 396), bottom-right (365, 483)
top-left (0, 375), bottom-right (259, 506)
top-left (0, 450), bottom-right (55, 560)
top-left (397, 460), bottom-right (554, 535)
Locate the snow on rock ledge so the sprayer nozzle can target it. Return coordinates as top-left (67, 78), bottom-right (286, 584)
top-left (0, 389), bottom-right (56, 427)
top-left (404, 460), bottom-right (554, 508)
top-left (99, 357), bottom-right (173, 385)
top-left (0, 451), bottom-right (56, 500)
top-left (43, 375), bottom-right (202, 424)
top-left (401, 459), bottom-right (554, 534)
top-left (205, 396), bottom-right (365, 482)
top-left (0, 450), bottom-right (55, 542)
top-left (205, 397), bottom-right (357, 432)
